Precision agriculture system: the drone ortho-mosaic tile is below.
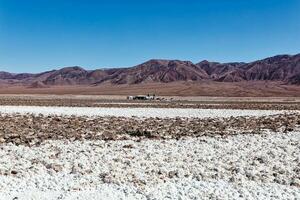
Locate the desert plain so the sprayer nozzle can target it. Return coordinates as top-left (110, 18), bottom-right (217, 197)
top-left (0, 94), bottom-right (299, 199)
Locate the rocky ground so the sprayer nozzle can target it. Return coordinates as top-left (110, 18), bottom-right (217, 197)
top-left (0, 103), bottom-right (299, 199)
top-left (0, 112), bottom-right (299, 145)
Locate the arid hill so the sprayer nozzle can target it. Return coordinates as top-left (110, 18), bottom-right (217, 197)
top-left (0, 53), bottom-right (300, 87)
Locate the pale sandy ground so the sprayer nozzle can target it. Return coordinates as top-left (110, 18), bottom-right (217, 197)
top-left (0, 106), bottom-right (295, 118)
top-left (0, 131), bottom-right (299, 199)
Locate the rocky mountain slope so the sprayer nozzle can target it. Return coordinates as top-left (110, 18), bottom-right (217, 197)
top-left (1, 53), bottom-right (299, 87)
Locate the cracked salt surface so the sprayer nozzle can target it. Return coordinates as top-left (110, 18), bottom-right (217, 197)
top-left (0, 105), bottom-right (295, 118)
top-left (0, 131), bottom-right (299, 199)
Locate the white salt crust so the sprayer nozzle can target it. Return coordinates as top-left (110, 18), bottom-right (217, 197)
top-left (0, 105), bottom-right (295, 118)
top-left (0, 131), bottom-right (299, 199)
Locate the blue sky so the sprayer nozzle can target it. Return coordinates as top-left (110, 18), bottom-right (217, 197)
top-left (0, 0), bottom-right (300, 73)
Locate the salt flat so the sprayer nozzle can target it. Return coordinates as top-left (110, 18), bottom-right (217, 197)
top-left (0, 131), bottom-right (299, 199)
top-left (0, 105), bottom-right (295, 118)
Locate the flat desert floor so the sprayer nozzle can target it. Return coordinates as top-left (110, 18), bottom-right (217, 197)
top-left (1, 81), bottom-right (300, 97)
top-left (0, 95), bottom-right (299, 199)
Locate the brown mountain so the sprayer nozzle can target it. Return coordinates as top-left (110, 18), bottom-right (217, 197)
top-left (28, 81), bottom-right (48, 88)
top-left (196, 54), bottom-right (300, 83)
top-left (1, 53), bottom-right (300, 86)
top-left (42, 66), bottom-right (88, 85)
top-left (99, 59), bottom-right (209, 85)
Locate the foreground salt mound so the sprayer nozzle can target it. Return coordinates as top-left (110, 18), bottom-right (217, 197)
top-left (0, 105), bottom-right (294, 118)
top-left (0, 132), bottom-right (299, 199)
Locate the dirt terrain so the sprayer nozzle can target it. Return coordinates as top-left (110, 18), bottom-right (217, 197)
top-left (1, 81), bottom-right (300, 97)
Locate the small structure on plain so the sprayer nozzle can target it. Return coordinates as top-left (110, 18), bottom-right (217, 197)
top-left (127, 94), bottom-right (156, 100)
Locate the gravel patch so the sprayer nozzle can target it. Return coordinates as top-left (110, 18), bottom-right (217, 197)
top-left (0, 106), bottom-right (293, 118)
top-left (0, 131), bottom-right (299, 199)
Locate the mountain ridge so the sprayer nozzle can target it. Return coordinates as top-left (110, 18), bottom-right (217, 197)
top-left (1, 53), bottom-right (300, 87)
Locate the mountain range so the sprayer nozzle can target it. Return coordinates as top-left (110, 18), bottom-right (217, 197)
top-left (1, 53), bottom-right (300, 88)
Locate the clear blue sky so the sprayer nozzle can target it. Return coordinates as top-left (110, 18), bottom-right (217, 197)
top-left (0, 0), bottom-right (300, 73)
